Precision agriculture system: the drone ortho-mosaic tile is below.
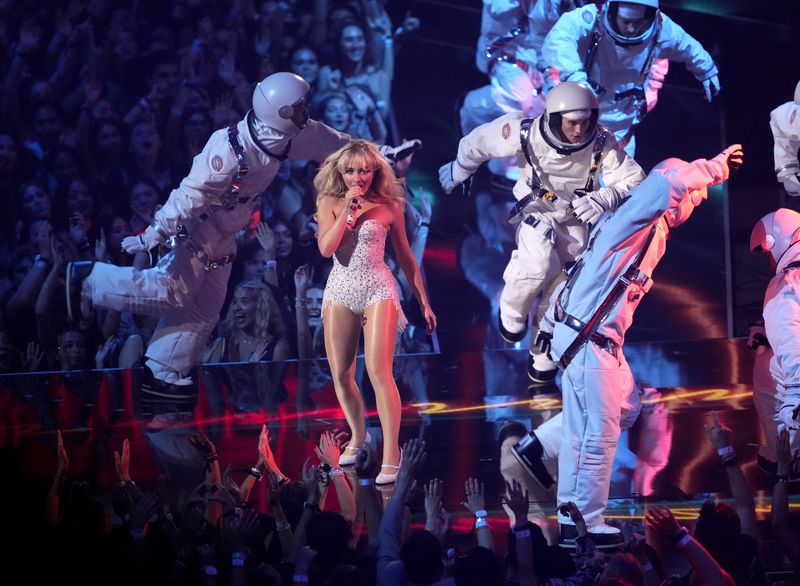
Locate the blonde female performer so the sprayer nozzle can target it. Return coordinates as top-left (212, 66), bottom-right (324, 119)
top-left (315, 140), bottom-right (436, 483)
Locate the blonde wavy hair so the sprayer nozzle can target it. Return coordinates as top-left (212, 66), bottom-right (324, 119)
top-left (220, 281), bottom-right (284, 341)
top-left (314, 139), bottom-right (405, 210)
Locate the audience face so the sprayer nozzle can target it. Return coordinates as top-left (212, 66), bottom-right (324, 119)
top-left (59, 330), bottom-right (88, 369)
top-left (114, 30), bottom-right (139, 62)
top-left (92, 99), bottom-right (118, 120)
top-left (33, 105), bottom-right (63, 148)
top-left (151, 61), bottom-right (180, 98)
top-left (21, 182), bottom-right (51, 220)
top-left (243, 248), bottom-right (268, 282)
top-left (273, 223), bottom-right (293, 258)
top-left (95, 122), bottom-right (123, 157)
top-left (129, 122), bottom-right (161, 159)
top-left (0, 133), bottom-right (19, 174)
top-left (290, 48), bottom-right (319, 84)
top-left (230, 286), bottom-right (259, 332)
top-left (0, 331), bottom-right (13, 372)
top-left (107, 217), bottom-right (132, 251)
top-left (321, 96), bottom-right (351, 132)
top-left (129, 180), bottom-right (159, 215)
top-left (29, 80), bottom-right (54, 104)
top-left (182, 110), bottom-right (212, 145)
top-left (50, 148), bottom-right (80, 184)
top-left (339, 24), bottom-right (367, 65)
top-left (67, 179), bottom-right (94, 217)
top-left (306, 287), bottom-right (323, 328)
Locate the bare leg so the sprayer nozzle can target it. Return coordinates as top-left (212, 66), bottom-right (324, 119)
top-left (363, 300), bottom-right (401, 471)
top-left (323, 304), bottom-right (366, 446)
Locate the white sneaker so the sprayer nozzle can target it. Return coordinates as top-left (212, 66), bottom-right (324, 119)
top-left (559, 522), bottom-right (623, 549)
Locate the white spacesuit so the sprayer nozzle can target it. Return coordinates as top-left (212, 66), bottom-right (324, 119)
top-left (750, 209), bottom-right (800, 432)
top-left (462, 1), bottom-right (591, 170)
top-left (441, 82), bottom-right (644, 383)
top-left (530, 145), bottom-right (740, 547)
top-left (541, 0), bottom-right (719, 155)
top-left (67, 72), bottom-right (350, 391)
top-left (769, 81), bottom-right (800, 196)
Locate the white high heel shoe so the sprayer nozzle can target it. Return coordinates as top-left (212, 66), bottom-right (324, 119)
top-left (375, 463), bottom-right (400, 485)
top-left (338, 432), bottom-right (371, 466)
top-left (375, 450), bottom-right (403, 485)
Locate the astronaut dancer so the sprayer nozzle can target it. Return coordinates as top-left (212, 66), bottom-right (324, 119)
top-left (440, 81), bottom-right (644, 384)
top-left (750, 209), bottom-right (800, 436)
top-left (511, 145), bottom-right (742, 548)
top-left (769, 81), bottom-right (800, 197)
top-left (462, 1), bottom-right (591, 182)
top-left (542, 0), bottom-right (720, 155)
top-left (65, 72), bottom-right (413, 414)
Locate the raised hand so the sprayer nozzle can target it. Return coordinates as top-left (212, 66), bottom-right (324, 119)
top-left (396, 439), bottom-right (426, 490)
top-left (189, 431), bottom-right (217, 457)
top-left (461, 477), bottom-right (486, 516)
top-left (56, 429), bottom-right (69, 475)
top-left (703, 411), bottom-right (733, 451)
top-left (114, 438), bottom-right (131, 482)
top-left (294, 264), bottom-right (314, 296)
top-left (558, 501), bottom-right (587, 537)
top-left (313, 430), bottom-right (341, 468)
top-left (645, 507), bottom-right (682, 542)
top-left (301, 457), bottom-right (322, 505)
top-left (23, 341), bottom-right (44, 372)
top-left (354, 443), bottom-right (380, 479)
top-left (255, 221), bottom-right (275, 254)
top-left (95, 337), bottom-right (115, 369)
top-left (94, 228), bottom-right (107, 262)
top-left (505, 479), bottom-right (529, 525)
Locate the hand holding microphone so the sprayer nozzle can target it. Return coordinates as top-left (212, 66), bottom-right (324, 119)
top-left (345, 185), bottom-right (363, 229)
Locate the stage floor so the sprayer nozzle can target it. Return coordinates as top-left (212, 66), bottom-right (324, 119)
top-left (1, 337), bottom-right (795, 575)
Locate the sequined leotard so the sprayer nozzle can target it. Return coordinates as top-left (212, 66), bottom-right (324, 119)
top-left (323, 219), bottom-right (407, 330)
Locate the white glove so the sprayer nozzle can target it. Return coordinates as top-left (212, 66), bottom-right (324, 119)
top-left (779, 401), bottom-right (800, 431)
top-left (782, 175), bottom-right (800, 196)
top-left (702, 74), bottom-right (720, 102)
top-left (121, 227), bottom-right (163, 254)
top-left (570, 190), bottom-right (607, 225)
top-left (438, 160), bottom-right (472, 194)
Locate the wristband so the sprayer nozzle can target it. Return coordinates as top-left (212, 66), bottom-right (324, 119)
top-left (303, 501), bottom-right (320, 513)
top-left (265, 260), bottom-right (277, 272)
top-left (668, 527), bottom-right (688, 547)
top-left (721, 455), bottom-right (739, 467)
top-left (359, 478), bottom-right (374, 486)
top-left (475, 517), bottom-right (489, 529)
top-left (328, 467), bottom-right (344, 479)
top-left (204, 452), bottom-right (219, 463)
top-left (716, 446), bottom-right (734, 458)
top-left (129, 528), bottom-right (145, 541)
top-left (248, 467), bottom-right (263, 481)
top-left (775, 474), bottom-right (790, 483)
top-left (419, 221), bottom-right (430, 228)
top-left (474, 509), bottom-right (488, 519)
top-left (231, 551), bottom-right (246, 567)
top-left (676, 532), bottom-right (692, 548)
top-left (275, 519), bottom-right (290, 531)
top-left (204, 565), bottom-right (218, 576)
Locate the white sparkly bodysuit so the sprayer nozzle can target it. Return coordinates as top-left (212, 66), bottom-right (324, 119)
top-left (323, 218), bottom-right (407, 330)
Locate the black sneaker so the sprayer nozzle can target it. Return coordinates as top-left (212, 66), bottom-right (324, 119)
top-left (510, 432), bottom-right (555, 489)
top-left (528, 353), bottom-right (557, 383)
top-left (558, 523), bottom-right (623, 549)
top-left (140, 365), bottom-right (198, 426)
top-left (498, 311), bottom-right (527, 344)
top-left (66, 261), bottom-right (95, 324)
